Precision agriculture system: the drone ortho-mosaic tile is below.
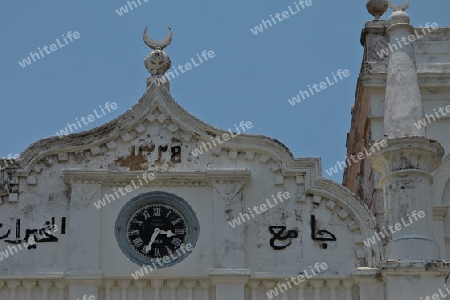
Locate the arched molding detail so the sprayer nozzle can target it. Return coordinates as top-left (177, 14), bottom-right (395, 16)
top-left (308, 178), bottom-right (382, 267)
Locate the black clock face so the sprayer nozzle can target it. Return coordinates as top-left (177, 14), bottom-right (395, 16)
top-left (115, 191), bottom-right (199, 267)
top-left (127, 204), bottom-right (188, 259)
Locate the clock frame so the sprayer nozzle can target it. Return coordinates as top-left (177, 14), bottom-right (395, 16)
top-left (114, 191), bottom-right (200, 267)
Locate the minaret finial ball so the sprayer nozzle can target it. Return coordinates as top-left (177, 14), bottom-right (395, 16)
top-left (143, 27), bottom-right (172, 78)
top-left (366, 0), bottom-right (388, 20)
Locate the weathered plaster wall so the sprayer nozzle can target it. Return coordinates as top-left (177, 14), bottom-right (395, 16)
top-left (0, 82), bottom-right (380, 299)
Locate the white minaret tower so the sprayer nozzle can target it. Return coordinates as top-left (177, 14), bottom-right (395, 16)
top-left (368, 0), bottom-right (449, 298)
top-left (369, 0), bottom-right (443, 261)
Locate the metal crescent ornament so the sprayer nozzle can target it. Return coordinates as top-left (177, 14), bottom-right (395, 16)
top-left (388, 0), bottom-right (409, 12)
top-left (143, 26), bottom-right (172, 50)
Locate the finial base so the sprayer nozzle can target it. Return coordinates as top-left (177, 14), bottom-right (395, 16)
top-left (388, 10), bottom-right (410, 27)
top-left (147, 76), bottom-right (170, 91)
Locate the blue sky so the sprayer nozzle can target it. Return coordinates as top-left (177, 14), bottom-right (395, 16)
top-left (1, 0), bottom-right (449, 183)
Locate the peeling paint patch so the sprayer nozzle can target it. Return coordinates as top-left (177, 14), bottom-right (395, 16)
top-left (116, 145), bottom-right (148, 170)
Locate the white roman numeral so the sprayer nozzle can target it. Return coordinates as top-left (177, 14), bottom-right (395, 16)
top-left (143, 210), bottom-right (151, 220)
top-left (171, 238), bottom-right (182, 247)
top-left (171, 218), bottom-right (181, 225)
top-left (153, 207), bottom-right (161, 216)
top-left (133, 237), bottom-right (143, 248)
top-left (175, 229), bottom-right (185, 235)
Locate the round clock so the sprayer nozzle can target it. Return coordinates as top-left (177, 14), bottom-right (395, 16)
top-left (114, 191), bottom-right (200, 267)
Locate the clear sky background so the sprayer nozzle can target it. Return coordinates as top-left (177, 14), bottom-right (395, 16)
top-left (1, 0), bottom-right (449, 183)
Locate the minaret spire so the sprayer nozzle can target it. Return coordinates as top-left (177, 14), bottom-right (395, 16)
top-left (383, 1), bottom-right (423, 138)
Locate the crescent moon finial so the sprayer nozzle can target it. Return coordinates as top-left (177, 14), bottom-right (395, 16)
top-left (143, 26), bottom-right (172, 50)
top-left (388, 0), bottom-right (409, 12)
top-left (142, 27), bottom-right (173, 89)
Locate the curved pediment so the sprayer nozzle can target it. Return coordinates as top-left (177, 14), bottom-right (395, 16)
top-left (13, 78), bottom-right (321, 183)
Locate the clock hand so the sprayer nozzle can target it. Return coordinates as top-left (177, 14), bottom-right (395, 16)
top-left (159, 229), bottom-right (175, 238)
top-left (144, 228), bottom-right (160, 253)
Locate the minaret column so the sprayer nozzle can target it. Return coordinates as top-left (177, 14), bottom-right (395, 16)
top-left (371, 137), bottom-right (443, 260)
top-left (369, 0), bottom-right (444, 262)
top-left (364, 1), bottom-right (450, 298)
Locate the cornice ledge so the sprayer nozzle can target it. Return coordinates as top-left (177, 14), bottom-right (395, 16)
top-left (65, 270), bottom-right (103, 280)
top-left (251, 271), bottom-right (353, 280)
top-left (352, 267), bottom-right (381, 282)
top-left (210, 269), bottom-right (251, 283)
top-left (63, 169), bottom-right (251, 185)
top-left (370, 137), bottom-right (444, 179)
top-left (380, 260), bottom-right (450, 276)
top-left (0, 272), bottom-right (65, 279)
